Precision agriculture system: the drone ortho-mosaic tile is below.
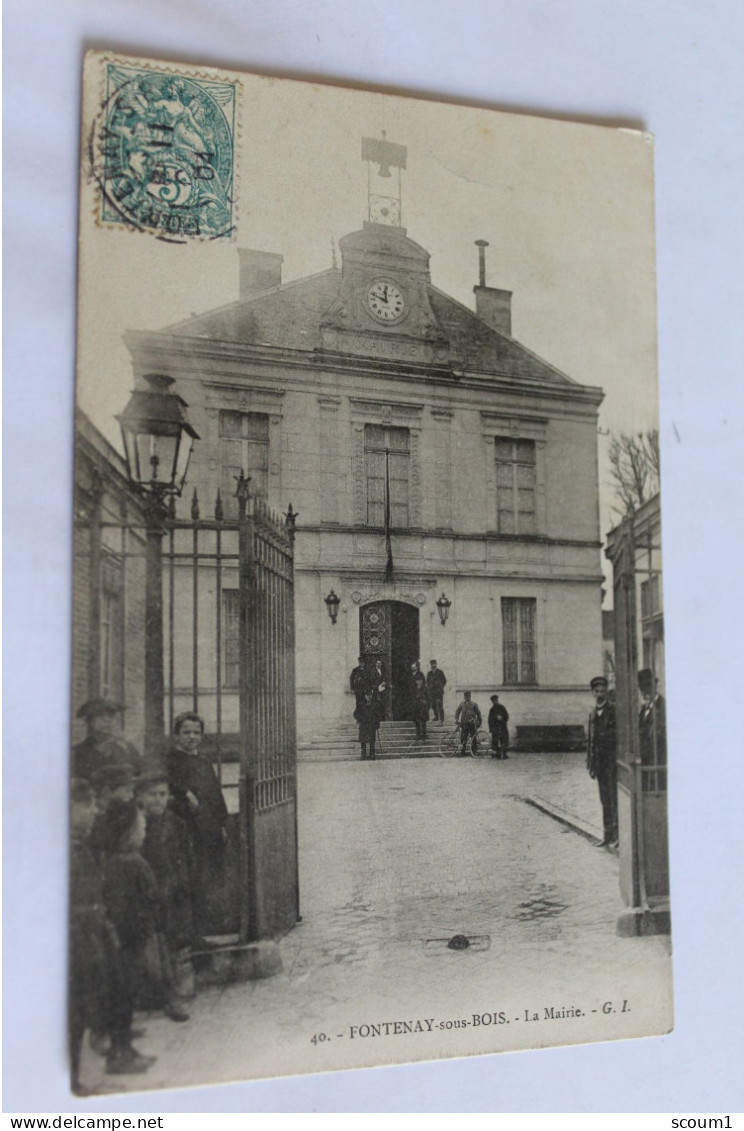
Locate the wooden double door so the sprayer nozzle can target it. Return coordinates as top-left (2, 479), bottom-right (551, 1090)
top-left (359, 600), bottom-right (420, 720)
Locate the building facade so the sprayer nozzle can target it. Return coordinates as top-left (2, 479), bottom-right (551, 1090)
top-left (124, 154), bottom-right (605, 744)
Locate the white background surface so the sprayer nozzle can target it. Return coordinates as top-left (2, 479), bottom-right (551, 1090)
top-left (4, 0), bottom-right (743, 1113)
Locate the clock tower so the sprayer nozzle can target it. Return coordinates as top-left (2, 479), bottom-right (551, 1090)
top-left (319, 137), bottom-right (449, 365)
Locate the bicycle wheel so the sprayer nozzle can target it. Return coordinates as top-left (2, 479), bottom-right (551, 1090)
top-left (470, 729), bottom-right (491, 757)
top-left (439, 730), bottom-right (460, 757)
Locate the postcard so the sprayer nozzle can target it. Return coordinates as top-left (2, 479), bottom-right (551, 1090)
top-left (71, 49), bottom-right (671, 1095)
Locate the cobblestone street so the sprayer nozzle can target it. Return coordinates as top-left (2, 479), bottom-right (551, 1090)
top-left (80, 753), bottom-right (673, 1095)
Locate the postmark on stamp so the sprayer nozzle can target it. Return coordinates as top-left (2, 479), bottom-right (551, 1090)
top-left (88, 60), bottom-right (238, 242)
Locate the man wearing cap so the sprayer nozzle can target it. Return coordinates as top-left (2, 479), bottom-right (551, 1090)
top-left (426, 660), bottom-right (447, 723)
top-left (587, 676), bottom-right (618, 848)
top-left (454, 690), bottom-right (482, 756)
top-left (488, 694), bottom-right (510, 759)
top-left (638, 669), bottom-right (667, 784)
top-left (73, 698), bottom-right (143, 782)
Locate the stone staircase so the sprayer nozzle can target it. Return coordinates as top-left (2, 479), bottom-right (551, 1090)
top-left (298, 719), bottom-right (451, 761)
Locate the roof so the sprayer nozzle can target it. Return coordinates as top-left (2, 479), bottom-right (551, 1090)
top-left (163, 264), bottom-right (581, 387)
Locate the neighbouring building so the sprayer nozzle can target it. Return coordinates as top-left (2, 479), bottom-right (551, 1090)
top-left (123, 139), bottom-right (606, 747)
top-left (72, 409), bottom-right (147, 751)
top-left (606, 492), bottom-right (669, 934)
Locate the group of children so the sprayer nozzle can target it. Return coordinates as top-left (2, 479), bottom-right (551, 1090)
top-left (70, 760), bottom-right (198, 1090)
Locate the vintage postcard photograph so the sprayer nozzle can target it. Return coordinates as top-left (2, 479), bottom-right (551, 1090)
top-left (71, 50), bottom-right (671, 1096)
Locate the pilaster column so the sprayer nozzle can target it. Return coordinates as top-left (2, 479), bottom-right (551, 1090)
top-left (318, 396), bottom-right (341, 523)
top-left (431, 409), bottom-right (453, 528)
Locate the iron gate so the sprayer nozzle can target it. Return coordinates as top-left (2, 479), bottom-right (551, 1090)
top-left (163, 479), bottom-right (298, 942)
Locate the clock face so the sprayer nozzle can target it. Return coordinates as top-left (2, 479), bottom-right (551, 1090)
top-left (367, 279), bottom-right (406, 323)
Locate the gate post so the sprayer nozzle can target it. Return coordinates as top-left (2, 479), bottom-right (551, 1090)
top-left (285, 503), bottom-right (301, 924)
top-left (86, 468), bottom-right (104, 699)
top-left (143, 492), bottom-right (169, 757)
top-left (236, 473), bottom-right (257, 943)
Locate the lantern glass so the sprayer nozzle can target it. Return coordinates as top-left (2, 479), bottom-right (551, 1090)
top-left (173, 429), bottom-right (196, 495)
top-left (133, 428), bottom-right (179, 487)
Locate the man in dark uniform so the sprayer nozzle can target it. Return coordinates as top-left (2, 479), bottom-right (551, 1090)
top-left (357, 687), bottom-right (381, 760)
top-left (587, 675), bottom-right (618, 848)
top-left (410, 662), bottom-right (429, 741)
top-left (350, 656), bottom-right (370, 721)
top-left (426, 660), bottom-right (447, 723)
top-left (638, 668), bottom-right (667, 788)
top-left (488, 694), bottom-right (510, 758)
top-left (73, 698), bottom-right (143, 782)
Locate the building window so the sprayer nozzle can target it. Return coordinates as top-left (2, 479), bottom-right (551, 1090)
top-left (502, 597), bottom-right (537, 684)
top-left (364, 424), bottom-right (410, 528)
top-left (220, 410), bottom-right (269, 516)
top-left (495, 438), bottom-right (536, 534)
top-left (222, 589), bottom-right (240, 689)
top-left (640, 574), bottom-right (661, 621)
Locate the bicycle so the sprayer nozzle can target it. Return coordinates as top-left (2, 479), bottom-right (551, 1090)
top-left (439, 725), bottom-right (491, 757)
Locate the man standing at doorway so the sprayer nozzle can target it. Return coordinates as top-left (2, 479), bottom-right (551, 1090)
top-left (350, 656), bottom-right (370, 721)
top-left (410, 661), bottom-right (429, 741)
top-left (587, 675), bottom-right (618, 849)
top-left (426, 660), bottom-right (447, 723)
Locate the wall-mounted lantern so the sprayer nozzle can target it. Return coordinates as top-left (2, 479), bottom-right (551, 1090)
top-left (324, 589), bottom-right (341, 625)
top-left (436, 592), bottom-right (452, 626)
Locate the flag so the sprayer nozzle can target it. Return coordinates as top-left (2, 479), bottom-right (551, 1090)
top-left (362, 137), bottom-right (407, 175)
top-left (384, 447), bottom-right (394, 581)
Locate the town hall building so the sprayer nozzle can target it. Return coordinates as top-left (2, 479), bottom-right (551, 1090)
top-left (124, 138), bottom-right (605, 747)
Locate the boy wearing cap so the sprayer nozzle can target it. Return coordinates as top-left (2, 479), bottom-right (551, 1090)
top-left (73, 698), bottom-right (143, 782)
top-left (88, 764), bottom-right (138, 861)
top-left (587, 676), bottom-right (618, 848)
top-left (70, 779), bottom-right (154, 1086)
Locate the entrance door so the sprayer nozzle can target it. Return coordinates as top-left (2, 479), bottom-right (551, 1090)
top-left (360, 601), bottom-right (420, 720)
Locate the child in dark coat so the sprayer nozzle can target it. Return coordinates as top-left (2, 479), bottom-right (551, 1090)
top-left (101, 799), bottom-right (189, 1025)
top-left (138, 766), bottom-right (197, 1004)
top-left (70, 780), bottom-right (154, 1085)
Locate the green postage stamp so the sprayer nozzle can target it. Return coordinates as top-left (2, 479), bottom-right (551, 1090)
top-left (89, 59), bottom-right (238, 241)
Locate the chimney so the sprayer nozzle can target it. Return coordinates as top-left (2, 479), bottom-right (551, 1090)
top-left (473, 239), bottom-right (512, 337)
top-left (238, 249), bottom-right (284, 298)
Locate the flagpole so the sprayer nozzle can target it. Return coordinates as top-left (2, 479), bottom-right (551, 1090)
top-left (384, 446), bottom-right (394, 580)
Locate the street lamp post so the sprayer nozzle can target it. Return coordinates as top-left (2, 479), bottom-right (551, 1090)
top-left (117, 374), bottom-right (199, 757)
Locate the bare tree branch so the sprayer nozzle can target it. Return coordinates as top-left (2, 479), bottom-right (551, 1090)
top-left (608, 428), bottom-right (660, 516)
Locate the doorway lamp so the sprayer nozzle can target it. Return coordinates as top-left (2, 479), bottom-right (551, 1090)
top-left (324, 589), bottom-right (341, 625)
top-left (117, 373), bottom-right (199, 755)
top-left (436, 592), bottom-right (452, 626)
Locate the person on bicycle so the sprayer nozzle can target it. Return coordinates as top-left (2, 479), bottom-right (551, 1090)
top-left (454, 691), bottom-right (482, 756)
top-left (488, 694), bottom-right (510, 759)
